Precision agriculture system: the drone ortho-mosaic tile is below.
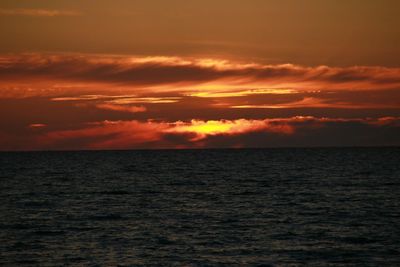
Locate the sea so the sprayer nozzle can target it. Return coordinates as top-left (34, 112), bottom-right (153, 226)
top-left (0, 148), bottom-right (399, 266)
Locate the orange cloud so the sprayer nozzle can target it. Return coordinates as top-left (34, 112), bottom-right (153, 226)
top-left (0, 8), bottom-right (82, 17)
top-left (1, 53), bottom-right (400, 99)
top-left (38, 120), bottom-right (170, 150)
top-left (166, 119), bottom-right (294, 141)
top-left (188, 88), bottom-right (298, 98)
top-left (1, 53), bottom-right (399, 151)
top-left (34, 118), bottom-right (294, 149)
top-left (95, 104), bottom-right (146, 113)
top-left (230, 97), bottom-right (399, 109)
top-left (108, 97), bottom-right (182, 104)
top-left (24, 117), bottom-right (399, 150)
top-left (29, 123), bottom-right (46, 128)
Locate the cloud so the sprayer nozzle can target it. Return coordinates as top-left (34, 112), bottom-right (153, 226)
top-left (188, 88), bottom-right (298, 98)
top-left (107, 97), bottom-right (181, 104)
top-left (29, 123), bottom-right (46, 128)
top-left (166, 119), bottom-right (294, 141)
top-left (95, 104), bottom-right (146, 113)
top-left (51, 95), bottom-right (111, 101)
top-left (230, 97), bottom-right (400, 109)
top-left (17, 116), bottom-right (398, 150)
top-left (1, 54), bottom-right (400, 98)
top-left (36, 120), bottom-right (171, 150)
top-left (0, 8), bottom-right (82, 17)
top-left (38, 118), bottom-right (293, 149)
top-left (0, 53), bottom-right (399, 150)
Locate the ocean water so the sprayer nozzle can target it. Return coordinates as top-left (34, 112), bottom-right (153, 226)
top-left (0, 148), bottom-right (399, 266)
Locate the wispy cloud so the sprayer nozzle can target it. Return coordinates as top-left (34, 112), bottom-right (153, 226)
top-left (1, 54), bottom-right (400, 94)
top-left (230, 97), bottom-right (400, 109)
top-left (95, 104), bottom-right (146, 113)
top-left (0, 8), bottom-right (82, 17)
top-left (29, 123), bottom-right (46, 128)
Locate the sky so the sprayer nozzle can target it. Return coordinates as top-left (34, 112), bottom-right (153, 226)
top-left (0, 0), bottom-right (399, 150)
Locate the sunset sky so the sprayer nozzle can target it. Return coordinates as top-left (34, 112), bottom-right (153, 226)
top-left (1, 0), bottom-right (399, 150)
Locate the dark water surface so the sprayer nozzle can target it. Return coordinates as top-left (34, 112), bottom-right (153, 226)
top-left (1, 148), bottom-right (399, 266)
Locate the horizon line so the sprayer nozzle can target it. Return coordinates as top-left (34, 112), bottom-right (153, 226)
top-left (1, 145), bottom-right (399, 153)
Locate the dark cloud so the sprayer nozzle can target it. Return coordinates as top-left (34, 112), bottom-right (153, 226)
top-left (169, 119), bottom-right (400, 148)
top-left (2, 117), bottom-right (399, 150)
top-left (1, 54), bottom-right (400, 88)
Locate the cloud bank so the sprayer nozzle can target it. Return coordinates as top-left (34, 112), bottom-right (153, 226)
top-left (0, 53), bottom-right (399, 150)
top-left (1, 117), bottom-right (399, 150)
top-left (1, 54), bottom-right (400, 96)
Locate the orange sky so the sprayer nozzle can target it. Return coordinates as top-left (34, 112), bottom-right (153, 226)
top-left (0, 1), bottom-right (399, 150)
